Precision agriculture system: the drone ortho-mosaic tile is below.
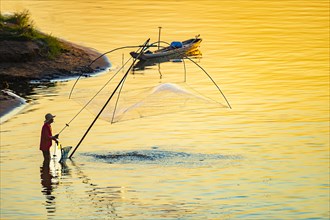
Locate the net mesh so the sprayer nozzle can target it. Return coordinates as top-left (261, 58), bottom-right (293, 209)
top-left (70, 61), bottom-right (227, 123)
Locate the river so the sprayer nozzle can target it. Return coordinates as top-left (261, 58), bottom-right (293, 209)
top-left (1, 0), bottom-right (329, 219)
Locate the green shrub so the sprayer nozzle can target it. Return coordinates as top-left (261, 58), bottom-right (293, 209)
top-left (0, 10), bottom-right (63, 59)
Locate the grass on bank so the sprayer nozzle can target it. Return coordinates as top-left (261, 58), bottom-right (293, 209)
top-left (0, 10), bottom-right (64, 58)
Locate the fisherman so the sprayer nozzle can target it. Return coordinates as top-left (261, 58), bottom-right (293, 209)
top-left (40, 113), bottom-right (59, 161)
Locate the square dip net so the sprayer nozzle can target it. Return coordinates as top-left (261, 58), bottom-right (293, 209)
top-left (70, 60), bottom-right (228, 124)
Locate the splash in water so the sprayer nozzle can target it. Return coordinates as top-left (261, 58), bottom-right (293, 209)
top-left (84, 149), bottom-right (243, 167)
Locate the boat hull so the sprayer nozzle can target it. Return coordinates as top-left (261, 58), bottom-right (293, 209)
top-left (131, 38), bottom-right (202, 61)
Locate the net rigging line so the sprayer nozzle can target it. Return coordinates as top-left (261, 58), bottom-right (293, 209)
top-left (131, 40), bottom-right (231, 109)
top-left (69, 43), bottom-right (161, 99)
top-left (58, 52), bottom-right (135, 135)
top-left (184, 56), bottom-right (232, 109)
top-left (110, 69), bottom-right (128, 124)
top-left (61, 41), bottom-right (169, 134)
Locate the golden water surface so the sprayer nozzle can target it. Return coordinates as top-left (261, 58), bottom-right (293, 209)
top-left (1, 0), bottom-right (329, 219)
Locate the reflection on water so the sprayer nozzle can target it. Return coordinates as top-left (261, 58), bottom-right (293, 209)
top-left (40, 159), bottom-right (72, 216)
top-left (40, 160), bottom-right (58, 216)
top-left (40, 159), bottom-right (122, 218)
top-left (69, 160), bottom-right (124, 218)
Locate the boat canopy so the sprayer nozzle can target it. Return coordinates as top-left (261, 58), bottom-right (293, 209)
top-left (170, 41), bottom-right (183, 48)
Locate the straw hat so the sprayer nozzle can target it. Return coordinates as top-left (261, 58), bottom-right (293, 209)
top-left (44, 113), bottom-right (56, 122)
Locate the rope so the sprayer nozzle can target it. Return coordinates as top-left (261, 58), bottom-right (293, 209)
top-left (111, 71), bottom-right (128, 124)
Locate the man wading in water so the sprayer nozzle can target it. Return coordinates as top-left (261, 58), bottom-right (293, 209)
top-left (40, 113), bottom-right (59, 161)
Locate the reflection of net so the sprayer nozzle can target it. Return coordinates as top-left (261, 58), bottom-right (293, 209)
top-left (73, 81), bottom-right (224, 123)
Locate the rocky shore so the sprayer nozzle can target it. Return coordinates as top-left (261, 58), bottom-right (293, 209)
top-left (0, 38), bottom-right (110, 119)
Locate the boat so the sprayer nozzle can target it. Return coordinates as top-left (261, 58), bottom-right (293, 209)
top-left (132, 49), bottom-right (202, 71)
top-left (130, 36), bottom-right (202, 61)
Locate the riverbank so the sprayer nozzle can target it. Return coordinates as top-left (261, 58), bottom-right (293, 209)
top-left (0, 38), bottom-right (110, 119)
top-left (0, 89), bottom-right (27, 123)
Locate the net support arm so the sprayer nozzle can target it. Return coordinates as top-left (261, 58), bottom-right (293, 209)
top-left (185, 57), bottom-right (232, 109)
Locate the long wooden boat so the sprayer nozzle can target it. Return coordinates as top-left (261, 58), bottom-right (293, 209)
top-left (133, 49), bottom-right (202, 71)
top-left (130, 36), bottom-right (202, 61)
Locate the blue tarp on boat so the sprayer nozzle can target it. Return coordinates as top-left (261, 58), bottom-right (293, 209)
top-left (170, 41), bottom-right (183, 48)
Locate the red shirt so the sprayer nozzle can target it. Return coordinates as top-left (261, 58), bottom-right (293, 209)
top-left (40, 123), bottom-right (53, 151)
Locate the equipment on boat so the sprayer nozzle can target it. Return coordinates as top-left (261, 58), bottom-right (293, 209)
top-left (130, 36), bottom-right (202, 61)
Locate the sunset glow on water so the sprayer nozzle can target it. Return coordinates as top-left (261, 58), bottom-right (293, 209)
top-left (1, 1), bottom-right (329, 219)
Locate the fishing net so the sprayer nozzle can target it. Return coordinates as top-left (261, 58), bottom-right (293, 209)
top-left (70, 59), bottom-right (228, 124)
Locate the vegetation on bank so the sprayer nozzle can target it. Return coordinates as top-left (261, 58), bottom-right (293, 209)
top-left (0, 10), bottom-right (64, 58)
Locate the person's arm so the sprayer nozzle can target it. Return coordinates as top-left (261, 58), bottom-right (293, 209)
top-left (45, 125), bottom-right (59, 141)
top-left (51, 134), bottom-right (59, 140)
top-left (50, 131), bottom-right (59, 143)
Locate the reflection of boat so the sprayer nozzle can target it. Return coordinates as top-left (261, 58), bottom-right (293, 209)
top-left (133, 49), bottom-right (202, 71)
top-left (130, 36), bottom-right (202, 61)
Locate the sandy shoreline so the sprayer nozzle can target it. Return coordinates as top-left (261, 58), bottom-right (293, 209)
top-left (0, 89), bottom-right (27, 123)
top-left (0, 39), bottom-right (111, 122)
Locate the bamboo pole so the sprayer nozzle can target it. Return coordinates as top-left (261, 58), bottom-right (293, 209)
top-left (158, 27), bottom-right (162, 50)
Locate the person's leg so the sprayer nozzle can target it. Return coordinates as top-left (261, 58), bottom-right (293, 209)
top-left (42, 150), bottom-right (50, 161)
